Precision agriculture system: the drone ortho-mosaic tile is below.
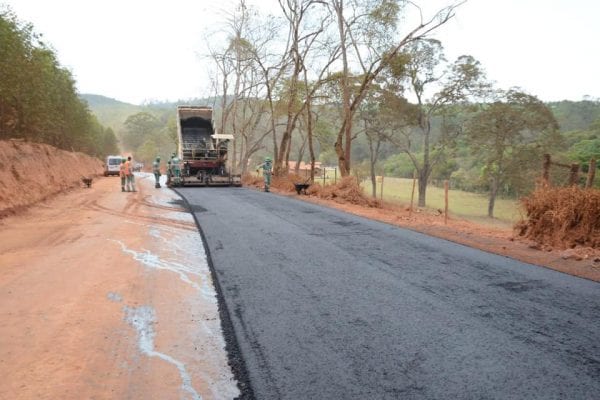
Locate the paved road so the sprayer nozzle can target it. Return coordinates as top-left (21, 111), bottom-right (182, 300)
top-left (178, 187), bottom-right (600, 400)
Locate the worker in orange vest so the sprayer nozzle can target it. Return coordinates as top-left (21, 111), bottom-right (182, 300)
top-left (119, 158), bottom-right (127, 192)
top-left (124, 156), bottom-right (136, 192)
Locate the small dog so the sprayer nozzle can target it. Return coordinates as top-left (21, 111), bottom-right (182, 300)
top-left (81, 177), bottom-right (93, 188)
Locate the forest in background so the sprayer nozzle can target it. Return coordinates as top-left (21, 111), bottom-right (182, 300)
top-left (85, 93), bottom-right (600, 197)
top-left (0, 7), bottom-right (118, 158)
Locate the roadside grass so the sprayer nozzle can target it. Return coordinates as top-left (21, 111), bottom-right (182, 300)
top-left (362, 177), bottom-right (522, 229)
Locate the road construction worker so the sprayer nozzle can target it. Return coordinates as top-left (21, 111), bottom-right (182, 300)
top-left (152, 156), bottom-right (161, 188)
top-left (119, 158), bottom-right (127, 192)
top-left (256, 156), bottom-right (273, 192)
top-left (125, 156), bottom-right (136, 192)
top-left (169, 152), bottom-right (181, 186)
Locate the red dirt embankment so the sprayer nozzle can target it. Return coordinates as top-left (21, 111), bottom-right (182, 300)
top-left (0, 140), bottom-right (103, 217)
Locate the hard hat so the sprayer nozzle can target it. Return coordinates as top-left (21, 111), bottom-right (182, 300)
top-left (265, 156), bottom-right (272, 161)
top-left (156, 156), bottom-right (160, 161)
top-left (121, 158), bottom-right (126, 163)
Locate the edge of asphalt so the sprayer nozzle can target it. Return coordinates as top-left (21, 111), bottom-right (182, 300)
top-left (174, 188), bottom-right (256, 400)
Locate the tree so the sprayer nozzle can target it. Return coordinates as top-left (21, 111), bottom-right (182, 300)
top-left (122, 112), bottom-right (161, 151)
top-left (566, 117), bottom-right (600, 171)
top-left (208, 0), bottom-right (285, 173)
top-left (357, 83), bottom-right (415, 197)
top-left (465, 89), bottom-right (562, 218)
top-left (1, 6), bottom-right (113, 157)
top-left (330, 0), bottom-right (464, 177)
top-left (388, 38), bottom-right (488, 207)
top-left (273, 0), bottom-right (335, 176)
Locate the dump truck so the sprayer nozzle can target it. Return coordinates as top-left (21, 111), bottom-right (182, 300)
top-left (170, 105), bottom-right (241, 187)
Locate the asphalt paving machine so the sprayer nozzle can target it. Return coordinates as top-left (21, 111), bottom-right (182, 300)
top-left (171, 105), bottom-right (241, 187)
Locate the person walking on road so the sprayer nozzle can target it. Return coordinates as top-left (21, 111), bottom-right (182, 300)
top-left (125, 156), bottom-right (136, 192)
top-left (256, 156), bottom-right (273, 192)
top-left (152, 156), bottom-right (161, 188)
top-left (119, 158), bottom-right (127, 192)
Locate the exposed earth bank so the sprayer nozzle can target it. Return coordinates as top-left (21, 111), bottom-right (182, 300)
top-left (0, 140), bottom-right (103, 218)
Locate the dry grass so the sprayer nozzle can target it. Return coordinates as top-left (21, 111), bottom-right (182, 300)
top-left (244, 173), bottom-right (380, 207)
top-left (310, 176), bottom-right (381, 207)
top-left (516, 185), bottom-right (600, 249)
top-left (241, 173), bottom-right (264, 187)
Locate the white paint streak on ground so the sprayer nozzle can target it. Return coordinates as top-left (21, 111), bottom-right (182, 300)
top-left (150, 194), bottom-right (182, 209)
top-left (112, 180), bottom-right (239, 399)
top-left (124, 305), bottom-right (202, 400)
top-left (111, 239), bottom-right (215, 303)
top-left (107, 292), bottom-right (123, 302)
top-left (163, 211), bottom-right (195, 223)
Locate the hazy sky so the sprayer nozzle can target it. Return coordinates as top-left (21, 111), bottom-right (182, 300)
top-left (2, 0), bottom-right (598, 104)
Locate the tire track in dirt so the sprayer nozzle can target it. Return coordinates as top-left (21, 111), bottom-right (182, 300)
top-left (85, 199), bottom-right (197, 232)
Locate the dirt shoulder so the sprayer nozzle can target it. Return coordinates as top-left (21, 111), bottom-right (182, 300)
top-left (305, 197), bottom-right (600, 282)
top-left (0, 172), bottom-right (238, 399)
top-left (247, 174), bottom-right (600, 282)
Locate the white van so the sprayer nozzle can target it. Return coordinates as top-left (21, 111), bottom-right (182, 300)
top-left (104, 155), bottom-right (123, 176)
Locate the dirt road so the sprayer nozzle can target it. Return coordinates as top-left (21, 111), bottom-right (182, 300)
top-left (0, 173), bottom-right (238, 400)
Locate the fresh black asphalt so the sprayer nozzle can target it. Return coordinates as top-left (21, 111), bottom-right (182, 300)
top-left (177, 187), bottom-right (600, 400)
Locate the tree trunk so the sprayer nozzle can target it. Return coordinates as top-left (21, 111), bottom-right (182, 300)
top-left (368, 138), bottom-right (376, 198)
top-left (334, 0), bottom-right (351, 177)
top-left (417, 172), bottom-right (427, 208)
top-left (488, 176), bottom-right (498, 218)
top-left (284, 132), bottom-right (292, 174)
top-left (267, 86), bottom-right (279, 166)
top-left (334, 139), bottom-right (349, 176)
top-left (418, 110), bottom-right (431, 207)
top-left (365, 118), bottom-right (379, 198)
top-left (370, 174), bottom-right (377, 197)
top-left (418, 132), bottom-right (431, 207)
top-left (306, 96), bottom-right (316, 183)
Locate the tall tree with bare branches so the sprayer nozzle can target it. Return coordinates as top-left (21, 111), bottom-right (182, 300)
top-left (330, 0), bottom-right (465, 177)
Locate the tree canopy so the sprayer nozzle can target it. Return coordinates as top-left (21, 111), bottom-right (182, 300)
top-left (0, 7), bottom-right (117, 157)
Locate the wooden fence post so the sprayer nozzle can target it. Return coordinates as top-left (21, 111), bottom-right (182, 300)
top-left (410, 170), bottom-right (417, 216)
top-left (586, 158), bottom-right (597, 188)
top-left (542, 154), bottom-right (551, 185)
top-left (569, 163), bottom-right (580, 186)
top-left (444, 180), bottom-right (449, 225)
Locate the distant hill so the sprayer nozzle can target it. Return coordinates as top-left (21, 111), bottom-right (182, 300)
top-left (79, 94), bottom-right (221, 130)
top-left (79, 94), bottom-right (146, 130)
top-left (81, 94), bottom-right (600, 136)
top-left (548, 100), bottom-right (600, 132)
